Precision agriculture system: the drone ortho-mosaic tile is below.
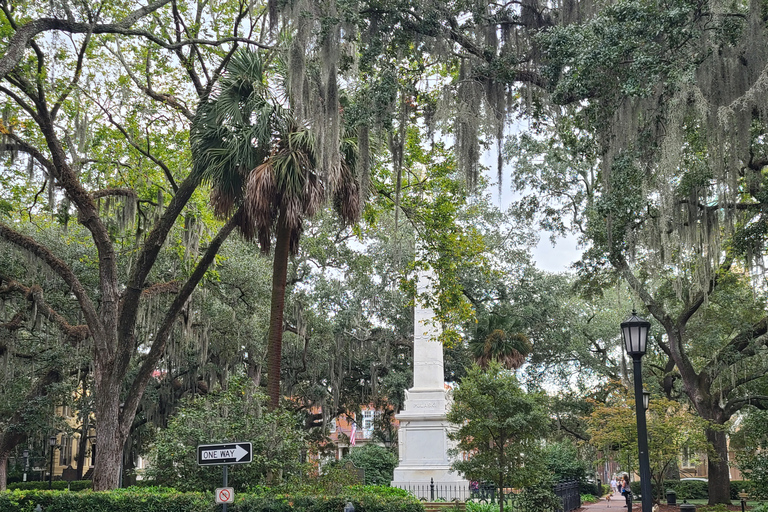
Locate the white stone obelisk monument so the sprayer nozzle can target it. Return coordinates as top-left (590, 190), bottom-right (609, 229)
top-left (391, 270), bottom-right (468, 498)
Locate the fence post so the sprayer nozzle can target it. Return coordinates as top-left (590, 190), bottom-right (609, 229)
top-left (430, 478), bottom-right (435, 501)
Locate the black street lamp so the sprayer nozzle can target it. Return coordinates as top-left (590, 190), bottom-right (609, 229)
top-left (621, 311), bottom-right (653, 512)
top-left (48, 435), bottom-right (56, 489)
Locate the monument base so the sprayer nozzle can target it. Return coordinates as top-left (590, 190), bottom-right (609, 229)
top-left (391, 388), bottom-right (469, 500)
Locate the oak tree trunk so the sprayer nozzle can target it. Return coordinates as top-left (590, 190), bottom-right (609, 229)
top-left (706, 426), bottom-right (731, 505)
top-left (92, 361), bottom-right (126, 491)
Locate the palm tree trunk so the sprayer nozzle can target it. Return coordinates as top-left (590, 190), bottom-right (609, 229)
top-left (267, 217), bottom-right (292, 410)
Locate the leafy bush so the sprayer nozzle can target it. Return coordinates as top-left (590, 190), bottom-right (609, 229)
top-left (0, 488), bottom-right (212, 512)
top-left (327, 445), bottom-right (398, 486)
top-left (580, 494), bottom-right (598, 503)
top-left (543, 441), bottom-right (588, 484)
top-left (674, 480), bottom-right (708, 500)
top-left (696, 506), bottom-right (730, 512)
top-left (629, 479), bottom-right (709, 500)
top-left (0, 487), bottom-right (424, 512)
top-left (513, 485), bottom-right (562, 512)
top-left (7, 480), bottom-right (92, 491)
top-left (729, 480), bottom-right (756, 500)
top-left (147, 379), bottom-right (308, 491)
top-left (466, 502), bottom-right (499, 512)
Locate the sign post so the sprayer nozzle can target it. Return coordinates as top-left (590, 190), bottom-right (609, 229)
top-left (198, 442), bottom-right (252, 511)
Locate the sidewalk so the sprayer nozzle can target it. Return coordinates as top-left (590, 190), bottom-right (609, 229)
top-left (582, 491), bottom-right (637, 511)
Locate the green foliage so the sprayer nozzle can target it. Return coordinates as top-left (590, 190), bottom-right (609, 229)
top-left (147, 378), bottom-right (307, 491)
top-left (343, 445), bottom-right (398, 486)
top-left (542, 441), bottom-right (588, 484)
top-left (447, 363), bottom-right (550, 512)
top-left (512, 485), bottom-right (562, 512)
top-left (587, 388), bottom-right (709, 502)
top-left (580, 494), bottom-right (598, 503)
top-left (733, 409), bottom-right (768, 499)
top-left (696, 505), bottom-right (731, 512)
top-left (466, 502), bottom-right (499, 512)
top-left (0, 487), bottom-right (424, 512)
top-left (7, 481), bottom-right (92, 491)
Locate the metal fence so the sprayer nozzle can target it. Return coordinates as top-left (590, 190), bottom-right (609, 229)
top-left (554, 480), bottom-right (581, 512)
top-left (394, 479), bottom-right (472, 501)
top-left (394, 478), bottom-right (581, 512)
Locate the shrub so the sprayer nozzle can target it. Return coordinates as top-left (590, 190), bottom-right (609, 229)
top-left (513, 485), bottom-right (562, 512)
top-left (345, 445), bottom-right (399, 486)
top-left (466, 502), bottom-right (499, 512)
top-left (0, 486), bottom-right (424, 512)
top-left (730, 480), bottom-right (756, 500)
top-left (7, 480), bottom-right (93, 492)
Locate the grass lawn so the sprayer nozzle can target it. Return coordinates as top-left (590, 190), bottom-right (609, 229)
top-left (683, 498), bottom-right (763, 508)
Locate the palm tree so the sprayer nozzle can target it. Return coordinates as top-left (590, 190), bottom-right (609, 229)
top-left (469, 314), bottom-right (532, 370)
top-left (191, 49), bottom-right (359, 410)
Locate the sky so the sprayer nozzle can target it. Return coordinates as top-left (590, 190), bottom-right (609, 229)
top-left (532, 232), bottom-right (582, 273)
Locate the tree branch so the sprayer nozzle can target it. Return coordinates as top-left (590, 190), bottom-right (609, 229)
top-left (120, 207), bottom-right (242, 438)
top-left (0, 0), bottom-right (174, 80)
top-left (0, 225), bottom-right (102, 344)
top-left (0, 275), bottom-right (90, 344)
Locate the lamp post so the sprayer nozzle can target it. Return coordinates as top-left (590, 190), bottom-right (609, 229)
top-left (22, 449), bottom-right (29, 482)
top-left (621, 311), bottom-right (653, 512)
top-left (49, 435), bottom-right (56, 489)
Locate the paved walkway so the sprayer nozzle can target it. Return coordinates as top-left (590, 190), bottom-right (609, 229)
top-left (582, 491), bottom-right (636, 511)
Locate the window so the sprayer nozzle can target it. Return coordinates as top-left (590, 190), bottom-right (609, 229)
top-left (681, 446), bottom-right (696, 468)
top-left (362, 410), bottom-right (374, 439)
top-left (59, 436), bottom-right (72, 466)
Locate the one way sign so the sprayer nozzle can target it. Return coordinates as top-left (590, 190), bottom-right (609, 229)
top-left (197, 442), bottom-right (253, 465)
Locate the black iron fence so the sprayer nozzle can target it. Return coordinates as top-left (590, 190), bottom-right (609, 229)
top-left (554, 480), bottom-right (581, 512)
top-left (394, 478), bottom-right (581, 512)
top-left (394, 479), bottom-right (472, 501)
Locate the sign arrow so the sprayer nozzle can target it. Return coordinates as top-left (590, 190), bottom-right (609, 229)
top-left (197, 442), bottom-right (252, 465)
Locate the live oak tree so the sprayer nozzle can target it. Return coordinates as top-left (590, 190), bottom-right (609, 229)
top-left (501, 0), bottom-right (768, 501)
top-left (0, 0), bottom-right (278, 490)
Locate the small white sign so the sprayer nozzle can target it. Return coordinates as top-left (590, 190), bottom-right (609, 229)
top-left (215, 487), bottom-right (234, 504)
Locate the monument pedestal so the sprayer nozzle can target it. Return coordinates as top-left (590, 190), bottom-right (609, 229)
top-left (391, 388), bottom-right (468, 499)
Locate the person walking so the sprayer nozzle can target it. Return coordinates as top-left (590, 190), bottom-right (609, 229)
top-left (620, 474), bottom-right (631, 511)
top-left (610, 476), bottom-right (617, 494)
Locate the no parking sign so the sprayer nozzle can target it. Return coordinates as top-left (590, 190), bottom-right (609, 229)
top-left (215, 487), bottom-right (234, 504)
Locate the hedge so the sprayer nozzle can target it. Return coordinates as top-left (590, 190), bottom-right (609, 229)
top-left (627, 479), bottom-right (756, 501)
top-left (7, 481), bottom-right (93, 492)
top-left (0, 486), bottom-right (424, 512)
